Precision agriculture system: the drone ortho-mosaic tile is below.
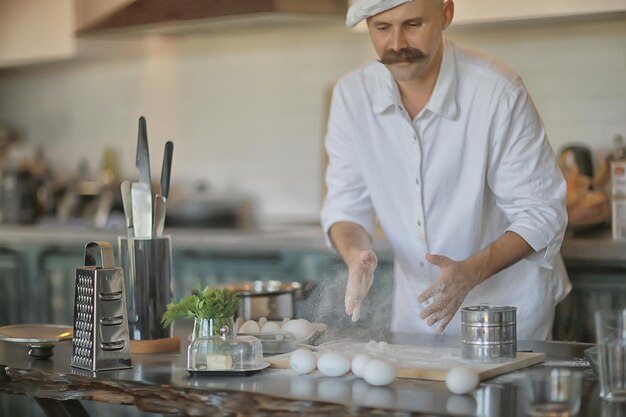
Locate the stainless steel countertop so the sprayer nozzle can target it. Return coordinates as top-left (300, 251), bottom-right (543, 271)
top-left (0, 325), bottom-right (616, 417)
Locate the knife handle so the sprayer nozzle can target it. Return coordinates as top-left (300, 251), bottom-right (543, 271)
top-left (161, 141), bottom-right (174, 199)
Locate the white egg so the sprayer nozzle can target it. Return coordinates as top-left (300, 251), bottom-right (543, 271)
top-left (238, 320), bottom-right (260, 333)
top-left (261, 321), bottom-right (282, 333)
top-left (362, 359), bottom-right (396, 387)
top-left (258, 317), bottom-right (268, 328)
top-left (317, 352), bottom-right (351, 377)
top-left (290, 348), bottom-right (317, 374)
top-left (281, 319), bottom-right (314, 340)
top-left (445, 367), bottom-right (479, 395)
top-left (351, 353), bottom-right (372, 378)
top-left (234, 317), bottom-right (244, 333)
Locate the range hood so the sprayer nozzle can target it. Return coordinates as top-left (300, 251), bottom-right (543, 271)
top-left (77, 0), bottom-right (348, 35)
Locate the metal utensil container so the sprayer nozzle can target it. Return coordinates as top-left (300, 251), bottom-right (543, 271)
top-left (119, 236), bottom-right (173, 340)
top-left (461, 305), bottom-right (517, 362)
top-left (71, 241), bottom-right (132, 372)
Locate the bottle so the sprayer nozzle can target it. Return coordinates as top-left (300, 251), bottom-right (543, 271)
top-left (593, 134), bottom-right (626, 191)
top-left (0, 165), bottom-right (37, 224)
top-left (610, 135), bottom-right (626, 241)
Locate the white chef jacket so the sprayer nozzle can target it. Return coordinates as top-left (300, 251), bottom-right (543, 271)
top-left (320, 38), bottom-right (570, 340)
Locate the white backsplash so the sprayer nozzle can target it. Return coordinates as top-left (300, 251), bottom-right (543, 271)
top-left (0, 17), bottom-right (624, 223)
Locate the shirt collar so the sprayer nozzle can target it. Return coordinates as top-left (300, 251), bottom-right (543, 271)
top-left (372, 38), bottom-right (459, 120)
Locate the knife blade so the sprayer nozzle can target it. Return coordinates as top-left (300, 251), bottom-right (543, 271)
top-left (153, 141), bottom-right (173, 237)
top-left (131, 116), bottom-right (153, 238)
top-left (120, 180), bottom-right (138, 322)
top-left (120, 180), bottom-right (133, 237)
top-left (136, 116), bottom-right (151, 186)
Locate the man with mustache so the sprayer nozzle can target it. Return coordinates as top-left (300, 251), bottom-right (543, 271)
top-left (321, 0), bottom-right (569, 340)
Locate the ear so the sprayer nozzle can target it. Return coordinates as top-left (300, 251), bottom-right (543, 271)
top-left (442, 0), bottom-right (454, 30)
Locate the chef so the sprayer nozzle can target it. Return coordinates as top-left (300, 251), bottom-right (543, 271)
top-left (320, 0), bottom-right (570, 340)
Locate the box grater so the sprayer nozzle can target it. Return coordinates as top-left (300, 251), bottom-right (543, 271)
top-left (71, 241), bottom-right (132, 372)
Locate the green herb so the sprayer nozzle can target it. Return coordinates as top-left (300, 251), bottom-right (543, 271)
top-left (161, 287), bottom-right (238, 327)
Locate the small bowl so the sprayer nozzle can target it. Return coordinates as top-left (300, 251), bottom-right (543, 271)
top-left (0, 324), bottom-right (73, 359)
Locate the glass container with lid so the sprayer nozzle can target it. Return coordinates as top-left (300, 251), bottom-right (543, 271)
top-left (187, 325), bottom-right (268, 375)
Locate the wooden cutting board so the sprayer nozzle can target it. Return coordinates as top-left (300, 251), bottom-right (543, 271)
top-left (268, 340), bottom-right (544, 381)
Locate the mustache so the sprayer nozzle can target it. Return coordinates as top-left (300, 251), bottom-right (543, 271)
top-left (378, 47), bottom-right (426, 65)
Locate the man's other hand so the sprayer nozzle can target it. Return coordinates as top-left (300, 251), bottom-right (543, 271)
top-left (417, 253), bottom-right (480, 333)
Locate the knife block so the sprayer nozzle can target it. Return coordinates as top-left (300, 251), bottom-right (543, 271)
top-left (119, 236), bottom-right (173, 341)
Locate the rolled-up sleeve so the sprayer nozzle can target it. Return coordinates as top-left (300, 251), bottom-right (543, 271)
top-left (487, 83), bottom-right (567, 269)
top-left (320, 83), bottom-right (376, 250)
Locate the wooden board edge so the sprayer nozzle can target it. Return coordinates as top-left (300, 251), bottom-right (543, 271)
top-left (130, 336), bottom-right (181, 354)
top-left (267, 355), bottom-right (291, 369)
top-left (476, 352), bottom-right (545, 380)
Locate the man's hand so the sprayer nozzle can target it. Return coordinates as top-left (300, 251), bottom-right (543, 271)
top-left (417, 253), bottom-right (481, 333)
top-left (417, 232), bottom-right (534, 333)
top-left (345, 249), bottom-right (378, 322)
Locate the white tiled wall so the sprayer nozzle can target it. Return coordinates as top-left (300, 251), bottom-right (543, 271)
top-left (0, 16), bottom-right (624, 222)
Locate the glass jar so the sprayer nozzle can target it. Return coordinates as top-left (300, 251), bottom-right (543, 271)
top-left (192, 317), bottom-right (236, 341)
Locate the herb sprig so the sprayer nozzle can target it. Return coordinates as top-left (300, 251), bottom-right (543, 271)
top-left (161, 287), bottom-right (238, 327)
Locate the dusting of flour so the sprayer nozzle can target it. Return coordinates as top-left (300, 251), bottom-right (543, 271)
top-left (315, 340), bottom-right (479, 370)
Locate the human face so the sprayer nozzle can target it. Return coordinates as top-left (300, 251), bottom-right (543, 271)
top-left (367, 0), bottom-right (453, 83)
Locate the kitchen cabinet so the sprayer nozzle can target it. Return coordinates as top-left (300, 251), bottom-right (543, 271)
top-left (37, 247), bottom-right (84, 325)
top-left (74, 0), bottom-right (347, 35)
top-left (554, 259), bottom-right (626, 343)
top-left (0, 248), bottom-right (27, 325)
top-left (452, 0), bottom-right (626, 26)
top-left (0, 225), bottom-right (396, 331)
top-left (74, 0), bottom-right (134, 30)
top-left (3, 224), bottom-right (621, 343)
top-left (557, 228), bottom-right (626, 343)
top-left (0, 0), bottom-right (76, 68)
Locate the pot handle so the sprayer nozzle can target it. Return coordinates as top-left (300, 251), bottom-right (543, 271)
top-left (296, 281), bottom-right (316, 301)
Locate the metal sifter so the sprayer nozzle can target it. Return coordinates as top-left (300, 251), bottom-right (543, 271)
top-left (461, 305), bottom-right (517, 363)
top-left (71, 241), bottom-right (132, 372)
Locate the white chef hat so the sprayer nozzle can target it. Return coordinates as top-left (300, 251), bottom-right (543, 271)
top-left (346, 0), bottom-right (415, 28)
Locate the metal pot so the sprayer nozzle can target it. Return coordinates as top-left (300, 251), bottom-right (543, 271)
top-left (220, 280), bottom-right (313, 321)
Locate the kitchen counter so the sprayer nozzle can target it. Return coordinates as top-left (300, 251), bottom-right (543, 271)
top-left (0, 325), bottom-right (617, 417)
top-left (0, 223), bottom-right (336, 253)
top-left (1, 223), bottom-right (625, 261)
top-left (561, 226), bottom-right (626, 263)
